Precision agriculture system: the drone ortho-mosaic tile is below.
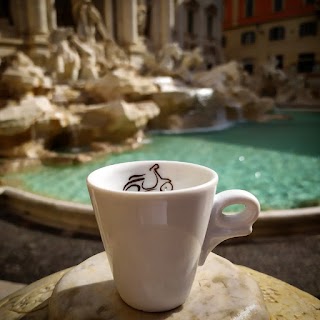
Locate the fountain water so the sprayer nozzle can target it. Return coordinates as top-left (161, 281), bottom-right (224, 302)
top-left (69, 124), bottom-right (82, 153)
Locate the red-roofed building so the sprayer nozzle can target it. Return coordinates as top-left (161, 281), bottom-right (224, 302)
top-left (223, 0), bottom-right (320, 74)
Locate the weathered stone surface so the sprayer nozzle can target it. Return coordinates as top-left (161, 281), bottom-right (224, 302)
top-left (143, 43), bottom-right (204, 82)
top-left (213, 87), bottom-right (274, 121)
top-left (0, 96), bottom-right (79, 157)
top-left (193, 61), bottom-right (276, 122)
top-left (275, 75), bottom-right (320, 106)
top-left (148, 77), bottom-right (216, 130)
top-left (72, 100), bottom-right (159, 143)
top-left (48, 252), bottom-right (269, 320)
top-left (242, 266), bottom-right (320, 320)
top-left (0, 51), bottom-right (52, 98)
top-left (0, 141), bottom-right (48, 158)
top-left (1, 255), bottom-right (319, 320)
top-left (246, 57), bottom-right (320, 106)
top-left (49, 40), bottom-right (81, 82)
top-left (84, 69), bottom-right (159, 103)
top-left (0, 270), bottom-right (68, 320)
top-left (0, 96), bottom-right (78, 134)
top-left (0, 102), bottom-right (43, 135)
top-left (51, 85), bottom-right (82, 105)
top-left (193, 61), bottom-right (246, 90)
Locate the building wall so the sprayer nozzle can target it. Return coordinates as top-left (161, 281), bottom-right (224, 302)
top-left (224, 16), bottom-right (320, 71)
top-left (233, 0), bottom-right (315, 27)
top-left (175, 0), bottom-right (224, 66)
top-left (0, 0), bottom-right (224, 66)
top-left (223, 0), bottom-right (319, 73)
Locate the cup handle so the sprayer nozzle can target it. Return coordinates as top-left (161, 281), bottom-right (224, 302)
top-left (198, 189), bottom-right (260, 266)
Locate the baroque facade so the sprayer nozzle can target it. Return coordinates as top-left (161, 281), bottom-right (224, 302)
top-left (0, 0), bottom-right (223, 67)
top-left (223, 0), bottom-right (320, 74)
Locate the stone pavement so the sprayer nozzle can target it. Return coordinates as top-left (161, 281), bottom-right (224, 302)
top-left (0, 207), bottom-right (319, 299)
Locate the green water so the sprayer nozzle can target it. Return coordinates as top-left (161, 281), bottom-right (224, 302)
top-left (3, 111), bottom-right (320, 210)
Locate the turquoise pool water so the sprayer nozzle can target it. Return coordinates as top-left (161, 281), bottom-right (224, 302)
top-left (3, 111), bottom-right (320, 210)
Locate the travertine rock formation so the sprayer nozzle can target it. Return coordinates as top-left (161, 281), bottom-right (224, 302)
top-left (84, 69), bottom-right (159, 102)
top-left (148, 77), bottom-right (216, 131)
top-left (193, 61), bottom-right (276, 122)
top-left (0, 96), bottom-right (79, 158)
top-left (0, 52), bottom-right (52, 98)
top-left (252, 56), bottom-right (320, 106)
top-left (70, 100), bottom-right (160, 144)
top-left (1, 43), bottom-right (299, 167)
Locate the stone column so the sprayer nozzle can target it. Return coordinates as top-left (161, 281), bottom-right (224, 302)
top-left (175, 0), bottom-right (185, 49)
top-left (116, 0), bottom-right (138, 47)
top-left (46, 0), bottom-right (57, 31)
top-left (103, 0), bottom-right (114, 39)
top-left (151, 0), bottom-right (174, 50)
top-left (10, 0), bottom-right (29, 36)
top-left (198, 2), bottom-right (206, 50)
top-left (26, 0), bottom-right (49, 36)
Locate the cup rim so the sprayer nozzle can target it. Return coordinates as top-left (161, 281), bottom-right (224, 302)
top-left (87, 160), bottom-right (218, 196)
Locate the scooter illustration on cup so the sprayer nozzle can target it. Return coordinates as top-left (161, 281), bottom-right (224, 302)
top-left (123, 163), bottom-right (173, 192)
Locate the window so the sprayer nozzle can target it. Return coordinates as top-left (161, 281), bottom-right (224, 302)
top-left (206, 12), bottom-right (214, 39)
top-left (185, 0), bottom-right (199, 36)
top-left (275, 55), bottom-right (284, 69)
top-left (241, 31), bottom-right (256, 45)
top-left (243, 59), bottom-right (254, 74)
top-left (0, 0), bottom-right (13, 25)
top-left (206, 5), bottom-right (217, 39)
top-left (0, 0), bottom-right (9, 18)
top-left (269, 26), bottom-right (285, 40)
top-left (187, 9), bottom-right (194, 34)
top-left (55, 0), bottom-right (74, 27)
top-left (245, 0), bottom-right (254, 17)
top-left (274, 0), bottom-right (284, 11)
top-left (222, 35), bottom-right (227, 48)
top-left (298, 53), bottom-right (315, 73)
top-left (299, 21), bottom-right (317, 37)
top-left (144, 0), bottom-right (152, 38)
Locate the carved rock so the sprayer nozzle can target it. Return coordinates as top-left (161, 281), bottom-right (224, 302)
top-left (0, 96), bottom-right (79, 158)
top-left (84, 69), bottom-right (159, 103)
top-left (71, 100), bottom-right (160, 144)
top-left (193, 61), bottom-right (245, 89)
top-left (148, 77), bottom-right (218, 131)
top-left (0, 51), bottom-right (52, 98)
top-left (193, 61), bottom-right (276, 122)
top-left (0, 101), bottom-right (43, 136)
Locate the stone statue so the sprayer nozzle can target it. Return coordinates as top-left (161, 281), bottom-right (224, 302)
top-left (71, 35), bottom-right (99, 80)
top-left (253, 56), bottom-right (287, 96)
top-left (104, 39), bottom-right (130, 69)
top-left (142, 43), bottom-right (205, 81)
top-left (158, 43), bottom-right (183, 74)
top-left (50, 39), bottom-right (81, 82)
top-left (73, 0), bottom-right (109, 42)
top-left (143, 43), bottom-right (183, 76)
top-left (176, 47), bottom-right (204, 82)
top-left (137, 0), bottom-right (147, 36)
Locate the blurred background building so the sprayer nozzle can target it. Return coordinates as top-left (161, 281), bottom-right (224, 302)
top-left (223, 0), bottom-right (320, 74)
top-left (0, 0), bottom-right (223, 67)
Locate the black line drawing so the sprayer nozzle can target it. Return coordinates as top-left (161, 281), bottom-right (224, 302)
top-left (123, 164), bottom-right (173, 192)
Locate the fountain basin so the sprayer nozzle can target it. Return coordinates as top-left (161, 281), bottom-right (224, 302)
top-left (1, 110), bottom-right (319, 236)
top-left (0, 186), bottom-right (319, 237)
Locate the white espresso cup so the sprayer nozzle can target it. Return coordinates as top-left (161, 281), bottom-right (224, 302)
top-left (87, 161), bottom-right (260, 312)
